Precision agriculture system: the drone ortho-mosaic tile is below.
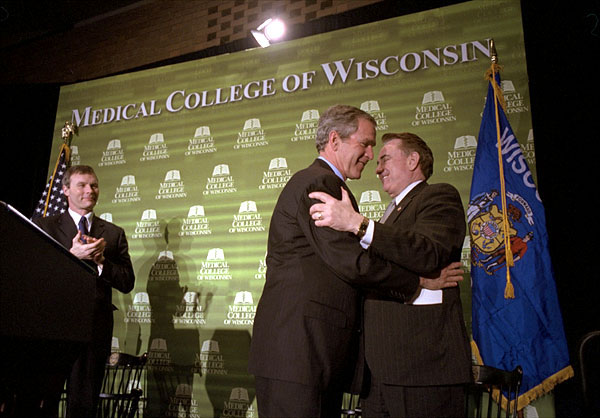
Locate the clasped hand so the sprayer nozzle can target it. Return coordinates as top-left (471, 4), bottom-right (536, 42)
top-left (308, 187), bottom-right (362, 233)
top-left (70, 231), bottom-right (106, 265)
top-left (419, 262), bottom-right (464, 289)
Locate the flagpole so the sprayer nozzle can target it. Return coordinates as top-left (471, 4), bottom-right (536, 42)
top-left (36, 121), bottom-right (78, 218)
top-left (487, 39), bottom-right (515, 299)
top-left (470, 39), bottom-right (574, 412)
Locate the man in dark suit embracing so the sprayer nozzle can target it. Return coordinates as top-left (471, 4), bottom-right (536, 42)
top-left (34, 165), bottom-right (135, 418)
top-left (248, 107), bottom-right (461, 417)
top-left (309, 132), bottom-right (471, 417)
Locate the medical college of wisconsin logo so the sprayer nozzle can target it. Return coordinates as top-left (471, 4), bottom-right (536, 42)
top-left (468, 189), bottom-right (534, 275)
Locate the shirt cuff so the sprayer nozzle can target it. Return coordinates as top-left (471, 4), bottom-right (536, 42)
top-left (359, 220), bottom-right (375, 249)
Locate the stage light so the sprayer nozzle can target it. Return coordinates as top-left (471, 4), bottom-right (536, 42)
top-left (251, 18), bottom-right (286, 48)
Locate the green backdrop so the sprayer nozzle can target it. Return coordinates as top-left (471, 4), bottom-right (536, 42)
top-left (46, 1), bottom-right (534, 416)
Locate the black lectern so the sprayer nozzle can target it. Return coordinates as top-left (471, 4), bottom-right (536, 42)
top-left (0, 202), bottom-right (96, 417)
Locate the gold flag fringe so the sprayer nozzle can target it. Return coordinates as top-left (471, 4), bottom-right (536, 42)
top-left (471, 341), bottom-right (574, 411)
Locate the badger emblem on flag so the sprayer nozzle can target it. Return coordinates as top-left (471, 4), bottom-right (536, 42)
top-left (469, 189), bottom-right (534, 275)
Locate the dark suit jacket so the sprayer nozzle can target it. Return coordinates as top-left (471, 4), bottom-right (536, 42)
top-left (364, 181), bottom-right (472, 386)
top-left (248, 159), bottom-right (419, 391)
top-left (34, 212), bottom-right (135, 344)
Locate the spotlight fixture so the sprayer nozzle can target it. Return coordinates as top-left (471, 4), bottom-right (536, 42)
top-left (251, 18), bottom-right (286, 48)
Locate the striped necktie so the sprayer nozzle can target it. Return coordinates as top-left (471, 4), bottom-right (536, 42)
top-left (380, 200), bottom-right (396, 223)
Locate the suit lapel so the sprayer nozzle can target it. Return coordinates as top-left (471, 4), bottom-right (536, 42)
top-left (89, 215), bottom-right (105, 239)
top-left (57, 212), bottom-right (78, 246)
top-left (384, 182), bottom-right (427, 225)
top-left (56, 212), bottom-right (105, 244)
top-left (312, 158), bottom-right (359, 210)
top-left (344, 183), bottom-right (359, 211)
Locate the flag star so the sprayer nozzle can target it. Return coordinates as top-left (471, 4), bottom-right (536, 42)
top-left (60, 209), bottom-right (66, 213)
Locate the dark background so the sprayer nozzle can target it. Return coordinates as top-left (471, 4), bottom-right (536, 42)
top-left (1, 1), bottom-right (599, 415)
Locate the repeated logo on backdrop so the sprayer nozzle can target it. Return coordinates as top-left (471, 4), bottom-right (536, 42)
top-left (290, 110), bottom-right (319, 142)
top-left (156, 170), bottom-right (187, 200)
top-left (224, 291), bottom-right (256, 326)
top-left (140, 133), bottom-right (170, 162)
top-left (99, 139), bottom-right (127, 166)
top-left (198, 248), bottom-right (232, 281)
top-left (412, 91), bottom-right (457, 127)
top-left (186, 126), bottom-right (217, 155)
top-left (229, 202), bottom-right (265, 234)
top-left (204, 164), bottom-right (237, 196)
top-left (234, 119), bottom-right (268, 150)
top-left (112, 175), bottom-right (141, 203)
top-left (258, 158), bottom-right (292, 190)
top-left (179, 205), bottom-right (212, 236)
top-left (132, 209), bottom-right (163, 239)
top-left (173, 291), bottom-right (207, 325)
top-left (361, 100), bottom-right (389, 131)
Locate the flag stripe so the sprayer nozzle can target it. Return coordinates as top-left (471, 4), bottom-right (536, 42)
top-left (31, 143), bottom-right (71, 220)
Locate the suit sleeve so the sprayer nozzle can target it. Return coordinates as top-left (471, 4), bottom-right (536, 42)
top-left (300, 173), bottom-right (419, 298)
top-left (370, 184), bottom-right (466, 276)
top-left (99, 226), bottom-right (135, 294)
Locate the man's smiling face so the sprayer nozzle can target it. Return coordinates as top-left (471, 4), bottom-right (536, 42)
top-left (376, 138), bottom-right (418, 199)
top-left (63, 172), bottom-right (99, 215)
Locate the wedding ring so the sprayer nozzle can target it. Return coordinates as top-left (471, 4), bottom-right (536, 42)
top-left (316, 212), bottom-right (322, 220)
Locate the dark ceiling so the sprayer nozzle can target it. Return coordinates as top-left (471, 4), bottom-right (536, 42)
top-left (0, 0), bottom-right (142, 49)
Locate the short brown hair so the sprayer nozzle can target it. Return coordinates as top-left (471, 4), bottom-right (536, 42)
top-left (381, 132), bottom-right (434, 179)
top-left (63, 165), bottom-right (97, 187)
top-left (315, 105), bottom-right (376, 151)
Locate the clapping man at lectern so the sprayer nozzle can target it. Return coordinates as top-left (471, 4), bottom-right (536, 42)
top-left (34, 165), bottom-right (135, 418)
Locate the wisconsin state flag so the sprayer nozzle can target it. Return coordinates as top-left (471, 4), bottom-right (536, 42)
top-left (468, 63), bottom-right (573, 409)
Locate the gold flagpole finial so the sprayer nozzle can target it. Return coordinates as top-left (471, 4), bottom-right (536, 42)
top-left (61, 121), bottom-right (79, 146)
top-left (490, 38), bottom-right (498, 64)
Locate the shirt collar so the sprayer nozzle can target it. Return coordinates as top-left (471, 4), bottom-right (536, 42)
top-left (393, 180), bottom-right (423, 205)
top-left (68, 208), bottom-right (93, 228)
top-left (318, 156), bottom-right (344, 182)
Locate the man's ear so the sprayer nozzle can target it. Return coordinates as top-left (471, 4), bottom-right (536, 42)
top-left (407, 151), bottom-right (420, 171)
top-left (328, 130), bottom-right (340, 151)
top-left (62, 185), bottom-right (70, 197)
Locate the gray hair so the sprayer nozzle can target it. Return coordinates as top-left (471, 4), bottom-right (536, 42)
top-left (381, 132), bottom-right (434, 180)
top-left (315, 105), bottom-right (376, 151)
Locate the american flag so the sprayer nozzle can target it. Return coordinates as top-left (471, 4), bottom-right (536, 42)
top-left (31, 143), bottom-right (71, 219)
